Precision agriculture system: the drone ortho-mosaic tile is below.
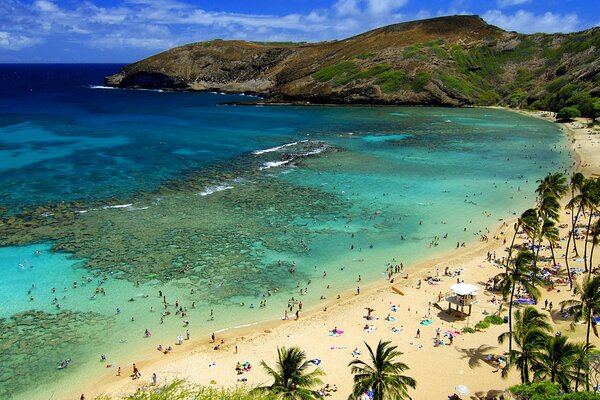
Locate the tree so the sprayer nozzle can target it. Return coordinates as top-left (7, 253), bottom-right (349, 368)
top-left (532, 335), bottom-right (577, 392)
top-left (536, 172), bottom-right (568, 202)
top-left (496, 250), bottom-right (546, 352)
top-left (541, 218), bottom-right (560, 269)
top-left (580, 179), bottom-right (600, 274)
top-left (561, 276), bottom-right (600, 348)
top-left (567, 92), bottom-right (596, 122)
top-left (505, 209), bottom-right (537, 273)
top-left (565, 173), bottom-right (586, 288)
top-left (498, 306), bottom-right (551, 383)
top-left (348, 340), bottom-right (416, 400)
top-left (260, 346), bottom-right (324, 399)
top-left (557, 106), bottom-right (581, 121)
top-left (589, 220), bottom-right (600, 275)
top-left (572, 342), bottom-right (597, 392)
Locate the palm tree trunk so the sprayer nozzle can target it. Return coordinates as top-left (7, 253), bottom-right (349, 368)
top-left (505, 223), bottom-right (519, 273)
top-left (508, 280), bottom-right (516, 352)
top-left (548, 239), bottom-right (557, 269)
top-left (572, 199), bottom-right (582, 257)
top-left (585, 211), bottom-right (593, 275)
top-left (565, 229), bottom-right (574, 289)
top-left (534, 237), bottom-right (542, 272)
top-left (586, 315), bottom-right (591, 348)
top-left (590, 240), bottom-right (597, 275)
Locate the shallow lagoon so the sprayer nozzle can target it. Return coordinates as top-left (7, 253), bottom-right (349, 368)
top-left (0, 65), bottom-right (572, 399)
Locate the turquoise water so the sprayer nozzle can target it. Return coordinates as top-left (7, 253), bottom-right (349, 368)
top-left (0, 65), bottom-right (572, 399)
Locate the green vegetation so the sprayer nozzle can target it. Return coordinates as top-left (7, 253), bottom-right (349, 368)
top-left (312, 61), bottom-right (360, 86)
top-left (93, 379), bottom-right (276, 399)
top-left (353, 64), bottom-right (392, 80)
top-left (558, 106), bottom-right (582, 121)
top-left (354, 52), bottom-right (374, 59)
top-left (410, 72), bottom-right (430, 92)
top-left (375, 70), bottom-right (407, 92)
top-left (259, 346), bottom-right (324, 399)
top-left (348, 340), bottom-right (416, 400)
top-left (509, 381), bottom-right (600, 399)
top-left (312, 62), bottom-right (412, 93)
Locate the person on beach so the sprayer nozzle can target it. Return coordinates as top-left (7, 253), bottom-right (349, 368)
top-left (416, 329), bottom-right (420, 338)
top-left (152, 372), bottom-right (157, 386)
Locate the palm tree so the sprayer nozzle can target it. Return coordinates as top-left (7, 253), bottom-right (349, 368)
top-left (260, 346), bottom-right (324, 399)
top-left (541, 218), bottom-right (560, 269)
top-left (498, 306), bottom-right (551, 383)
top-left (531, 335), bottom-right (577, 392)
top-left (348, 340), bottom-right (416, 400)
top-left (538, 193), bottom-right (561, 221)
top-left (535, 194), bottom-right (561, 271)
top-left (536, 172), bottom-right (568, 202)
top-left (496, 250), bottom-right (546, 352)
top-left (561, 275), bottom-right (600, 347)
top-left (504, 209), bottom-right (537, 273)
top-left (568, 172), bottom-right (586, 257)
top-left (572, 342), bottom-right (597, 391)
top-left (579, 179), bottom-right (600, 273)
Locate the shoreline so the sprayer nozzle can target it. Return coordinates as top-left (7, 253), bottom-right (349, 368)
top-left (78, 107), bottom-right (599, 400)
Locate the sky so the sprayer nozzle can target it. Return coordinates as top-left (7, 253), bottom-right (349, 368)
top-left (1, 0), bottom-right (598, 63)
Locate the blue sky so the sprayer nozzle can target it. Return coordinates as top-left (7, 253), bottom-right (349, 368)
top-left (1, 0), bottom-right (598, 62)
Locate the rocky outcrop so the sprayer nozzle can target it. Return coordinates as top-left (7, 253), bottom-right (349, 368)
top-left (105, 15), bottom-right (600, 107)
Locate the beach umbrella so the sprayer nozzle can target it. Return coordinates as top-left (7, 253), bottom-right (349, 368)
top-left (455, 384), bottom-right (470, 396)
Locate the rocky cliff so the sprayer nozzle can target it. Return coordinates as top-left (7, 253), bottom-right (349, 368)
top-left (105, 15), bottom-right (600, 107)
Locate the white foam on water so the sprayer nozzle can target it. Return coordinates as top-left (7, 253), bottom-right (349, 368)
top-left (198, 185), bottom-right (234, 196)
top-left (259, 160), bottom-right (292, 170)
top-left (102, 204), bottom-right (133, 209)
top-left (252, 140), bottom-right (307, 155)
top-left (87, 85), bottom-right (118, 90)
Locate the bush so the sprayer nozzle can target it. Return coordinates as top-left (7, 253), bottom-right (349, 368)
top-left (462, 327), bottom-right (475, 333)
top-left (375, 70), bottom-right (407, 92)
top-left (411, 72), bottom-right (431, 92)
top-left (509, 381), bottom-right (561, 399)
top-left (474, 320), bottom-right (490, 330)
top-left (557, 106), bottom-right (581, 121)
top-left (312, 61), bottom-right (360, 85)
top-left (484, 315), bottom-right (505, 325)
top-left (509, 381), bottom-right (600, 400)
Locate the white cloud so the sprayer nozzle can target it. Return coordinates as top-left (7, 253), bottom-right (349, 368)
top-left (483, 9), bottom-right (580, 33)
top-left (34, 0), bottom-right (59, 12)
top-left (334, 0), bottom-right (361, 16)
top-left (366, 0), bottom-right (408, 15)
top-left (496, 0), bottom-right (532, 8)
top-left (0, 31), bottom-right (43, 50)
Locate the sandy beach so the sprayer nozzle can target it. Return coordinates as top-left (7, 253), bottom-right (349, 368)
top-left (82, 110), bottom-right (600, 400)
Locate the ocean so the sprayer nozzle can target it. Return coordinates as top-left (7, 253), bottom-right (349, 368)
top-left (0, 64), bottom-right (571, 399)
